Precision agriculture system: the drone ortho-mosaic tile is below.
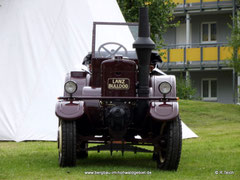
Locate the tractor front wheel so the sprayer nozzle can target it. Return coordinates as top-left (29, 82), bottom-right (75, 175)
top-left (153, 116), bottom-right (182, 171)
top-left (58, 119), bottom-right (77, 167)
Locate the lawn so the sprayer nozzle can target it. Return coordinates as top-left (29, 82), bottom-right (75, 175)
top-left (0, 100), bottom-right (240, 179)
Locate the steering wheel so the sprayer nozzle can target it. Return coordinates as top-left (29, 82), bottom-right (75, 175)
top-left (98, 42), bottom-right (128, 58)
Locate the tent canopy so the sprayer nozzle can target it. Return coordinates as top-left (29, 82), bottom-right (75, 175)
top-left (0, 0), bottom-right (197, 141)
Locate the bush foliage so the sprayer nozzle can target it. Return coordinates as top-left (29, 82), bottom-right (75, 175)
top-left (176, 75), bottom-right (196, 100)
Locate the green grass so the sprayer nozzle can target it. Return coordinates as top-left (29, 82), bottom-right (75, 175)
top-left (0, 100), bottom-right (240, 179)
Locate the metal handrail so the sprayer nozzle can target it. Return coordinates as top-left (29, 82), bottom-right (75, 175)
top-left (161, 42), bottom-right (229, 49)
top-left (174, 0), bottom-right (234, 12)
top-left (159, 42), bottom-right (232, 70)
top-left (175, 0), bottom-right (233, 6)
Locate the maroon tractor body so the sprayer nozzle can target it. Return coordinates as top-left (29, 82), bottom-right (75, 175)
top-left (55, 7), bottom-right (182, 170)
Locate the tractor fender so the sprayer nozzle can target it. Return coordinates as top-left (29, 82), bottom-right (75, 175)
top-left (150, 75), bottom-right (176, 97)
top-left (64, 71), bottom-right (90, 97)
top-left (55, 101), bottom-right (84, 120)
top-left (150, 75), bottom-right (178, 121)
top-left (149, 102), bottom-right (179, 121)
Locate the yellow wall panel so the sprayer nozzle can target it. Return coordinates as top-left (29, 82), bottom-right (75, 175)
top-left (203, 0), bottom-right (231, 2)
top-left (186, 48), bottom-right (200, 61)
top-left (174, 0), bottom-right (183, 4)
top-left (186, 0), bottom-right (201, 3)
top-left (170, 49), bottom-right (184, 62)
top-left (159, 49), bottom-right (168, 62)
top-left (220, 47), bottom-right (233, 60)
top-left (201, 0), bottom-right (225, 2)
top-left (203, 47), bottom-right (218, 61)
top-left (161, 46), bottom-right (237, 63)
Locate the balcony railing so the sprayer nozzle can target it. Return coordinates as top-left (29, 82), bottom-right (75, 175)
top-left (173, 0), bottom-right (234, 12)
top-left (174, 0), bottom-right (232, 4)
top-left (159, 43), bottom-right (235, 70)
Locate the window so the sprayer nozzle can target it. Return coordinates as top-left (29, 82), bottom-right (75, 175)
top-left (201, 23), bottom-right (217, 43)
top-left (201, 79), bottom-right (217, 101)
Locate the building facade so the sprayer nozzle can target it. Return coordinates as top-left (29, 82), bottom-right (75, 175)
top-left (161, 0), bottom-right (239, 104)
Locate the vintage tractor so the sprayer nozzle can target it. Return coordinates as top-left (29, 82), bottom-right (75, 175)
top-left (55, 7), bottom-right (182, 170)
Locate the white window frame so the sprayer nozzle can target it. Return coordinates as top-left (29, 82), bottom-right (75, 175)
top-left (201, 78), bottom-right (218, 101)
top-left (201, 22), bottom-right (217, 43)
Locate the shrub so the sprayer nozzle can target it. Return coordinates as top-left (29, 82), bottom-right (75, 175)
top-left (176, 74), bottom-right (196, 100)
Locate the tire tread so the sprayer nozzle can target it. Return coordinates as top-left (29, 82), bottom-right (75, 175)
top-left (59, 120), bottom-right (76, 167)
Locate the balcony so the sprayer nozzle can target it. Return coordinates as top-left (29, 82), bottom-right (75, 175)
top-left (173, 0), bottom-right (234, 13)
top-left (159, 43), bottom-right (235, 70)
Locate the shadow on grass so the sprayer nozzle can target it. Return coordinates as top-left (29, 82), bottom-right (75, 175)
top-left (76, 152), bottom-right (156, 170)
top-left (0, 143), bottom-right (157, 171)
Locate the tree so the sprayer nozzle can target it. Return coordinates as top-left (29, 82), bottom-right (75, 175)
top-left (228, 7), bottom-right (240, 103)
top-left (228, 12), bottom-right (240, 73)
top-left (117, 0), bottom-right (177, 48)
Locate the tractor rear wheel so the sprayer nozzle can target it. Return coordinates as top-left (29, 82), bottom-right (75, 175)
top-left (153, 116), bottom-right (182, 171)
top-left (77, 141), bottom-right (88, 159)
top-left (58, 119), bottom-right (77, 167)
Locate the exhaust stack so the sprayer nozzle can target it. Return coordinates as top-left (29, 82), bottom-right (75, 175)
top-left (133, 7), bottom-right (155, 97)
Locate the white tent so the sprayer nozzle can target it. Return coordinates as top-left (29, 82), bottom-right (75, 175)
top-left (0, 0), bottom-right (197, 141)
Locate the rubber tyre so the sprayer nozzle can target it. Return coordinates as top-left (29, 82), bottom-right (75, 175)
top-left (58, 119), bottom-right (77, 167)
top-left (155, 116), bottom-right (182, 171)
